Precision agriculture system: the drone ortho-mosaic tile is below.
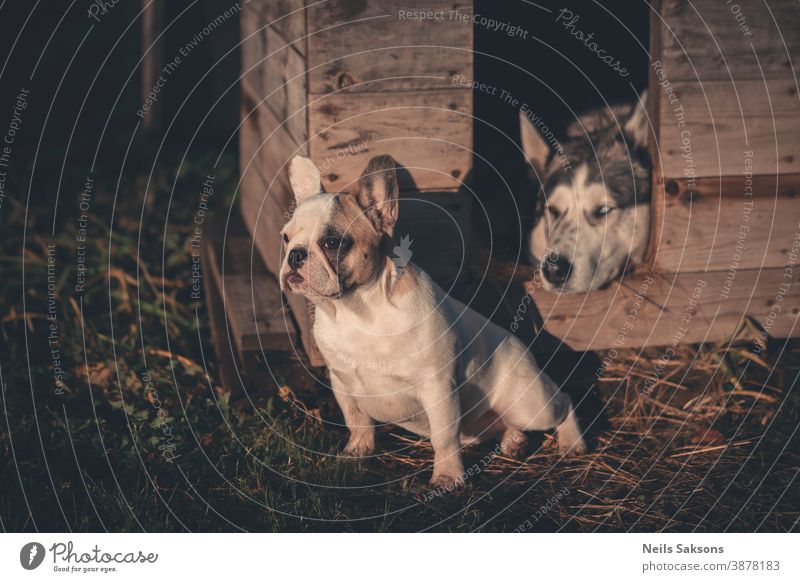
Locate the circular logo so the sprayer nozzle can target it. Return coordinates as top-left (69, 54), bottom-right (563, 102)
top-left (19, 542), bottom-right (46, 570)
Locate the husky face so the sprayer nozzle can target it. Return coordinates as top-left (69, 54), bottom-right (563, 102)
top-left (524, 92), bottom-right (652, 293)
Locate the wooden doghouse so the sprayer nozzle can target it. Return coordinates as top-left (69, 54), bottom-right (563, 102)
top-left (533, 0), bottom-right (800, 350)
top-left (238, 1), bottom-right (474, 365)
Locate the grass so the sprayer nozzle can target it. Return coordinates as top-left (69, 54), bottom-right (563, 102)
top-left (1, 151), bottom-right (798, 532)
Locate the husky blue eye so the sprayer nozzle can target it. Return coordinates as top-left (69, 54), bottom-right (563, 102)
top-left (595, 205), bottom-right (613, 218)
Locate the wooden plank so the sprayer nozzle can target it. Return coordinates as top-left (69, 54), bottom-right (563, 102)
top-left (240, 36), bottom-right (308, 151)
top-left (310, 46), bottom-right (473, 95)
top-left (140, 0), bottom-right (164, 130)
top-left (645, 0), bottom-right (666, 268)
top-left (241, 77), bottom-right (306, 151)
top-left (241, 3), bottom-right (307, 136)
top-left (658, 0), bottom-right (800, 82)
top-left (240, 86), bottom-right (307, 210)
top-left (654, 174), bottom-right (800, 273)
top-left (530, 268), bottom-right (800, 352)
top-left (260, 27), bottom-right (308, 147)
top-left (202, 240), bottom-right (241, 393)
top-left (246, 0), bottom-right (306, 53)
top-left (238, 155), bottom-right (325, 366)
top-left (309, 89), bottom-right (472, 192)
top-left (643, 0), bottom-right (664, 269)
top-left (205, 235), bottom-right (296, 353)
top-left (306, 0), bottom-right (473, 94)
top-left (239, 111), bottom-right (295, 273)
top-left (240, 3), bottom-right (266, 93)
top-left (657, 78), bottom-right (800, 179)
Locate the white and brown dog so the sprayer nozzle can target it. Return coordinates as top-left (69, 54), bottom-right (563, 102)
top-left (279, 154), bottom-right (586, 489)
top-left (525, 92), bottom-right (651, 293)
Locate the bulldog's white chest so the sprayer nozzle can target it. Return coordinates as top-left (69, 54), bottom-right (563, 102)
top-left (313, 301), bottom-right (438, 432)
top-left (315, 317), bottom-right (413, 375)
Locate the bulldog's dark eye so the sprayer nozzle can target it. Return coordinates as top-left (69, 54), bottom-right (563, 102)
top-left (547, 206), bottom-right (561, 220)
top-left (322, 237), bottom-right (341, 250)
top-left (282, 233), bottom-right (289, 244)
top-left (593, 205), bottom-right (614, 219)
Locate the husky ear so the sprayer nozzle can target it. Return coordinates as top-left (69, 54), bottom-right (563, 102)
top-left (519, 110), bottom-right (552, 176)
top-left (623, 90), bottom-right (650, 149)
top-left (289, 155), bottom-right (322, 204)
top-left (357, 155), bottom-right (399, 236)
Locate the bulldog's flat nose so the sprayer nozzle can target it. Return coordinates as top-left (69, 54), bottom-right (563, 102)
top-left (287, 247), bottom-right (307, 270)
top-left (542, 256), bottom-right (572, 287)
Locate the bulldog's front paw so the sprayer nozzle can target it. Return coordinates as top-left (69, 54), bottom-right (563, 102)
top-left (558, 436), bottom-right (587, 457)
top-left (340, 436), bottom-right (375, 459)
top-left (428, 472), bottom-right (466, 492)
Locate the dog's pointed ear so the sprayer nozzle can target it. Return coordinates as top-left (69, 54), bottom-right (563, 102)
top-left (520, 110), bottom-right (552, 176)
top-left (357, 155), bottom-right (399, 236)
top-left (623, 90), bottom-right (650, 149)
top-left (289, 155), bottom-right (322, 204)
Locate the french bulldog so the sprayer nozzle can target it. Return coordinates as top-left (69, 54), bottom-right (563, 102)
top-left (279, 154), bottom-right (586, 489)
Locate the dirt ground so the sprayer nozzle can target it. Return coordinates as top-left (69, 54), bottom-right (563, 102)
top-left (1, 155), bottom-right (798, 532)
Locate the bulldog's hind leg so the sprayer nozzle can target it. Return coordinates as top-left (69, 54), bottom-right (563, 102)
top-left (460, 410), bottom-right (529, 459)
top-left (500, 428), bottom-right (529, 459)
top-left (496, 381), bottom-right (586, 456)
top-left (555, 398), bottom-right (586, 456)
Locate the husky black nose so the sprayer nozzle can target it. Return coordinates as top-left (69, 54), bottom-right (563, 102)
top-left (287, 248), bottom-right (307, 270)
top-left (542, 256), bottom-right (572, 286)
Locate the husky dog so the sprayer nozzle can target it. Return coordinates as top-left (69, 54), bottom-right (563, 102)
top-left (279, 154), bottom-right (586, 489)
top-left (524, 92), bottom-right (651, 293)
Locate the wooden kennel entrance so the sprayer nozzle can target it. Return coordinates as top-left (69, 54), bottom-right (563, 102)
top-left (237, 1), bottom-right (474, 366)
top-left (229, 0), bottom-right (799, 370)
top-left (533, 0), bottom-right (800, 350)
